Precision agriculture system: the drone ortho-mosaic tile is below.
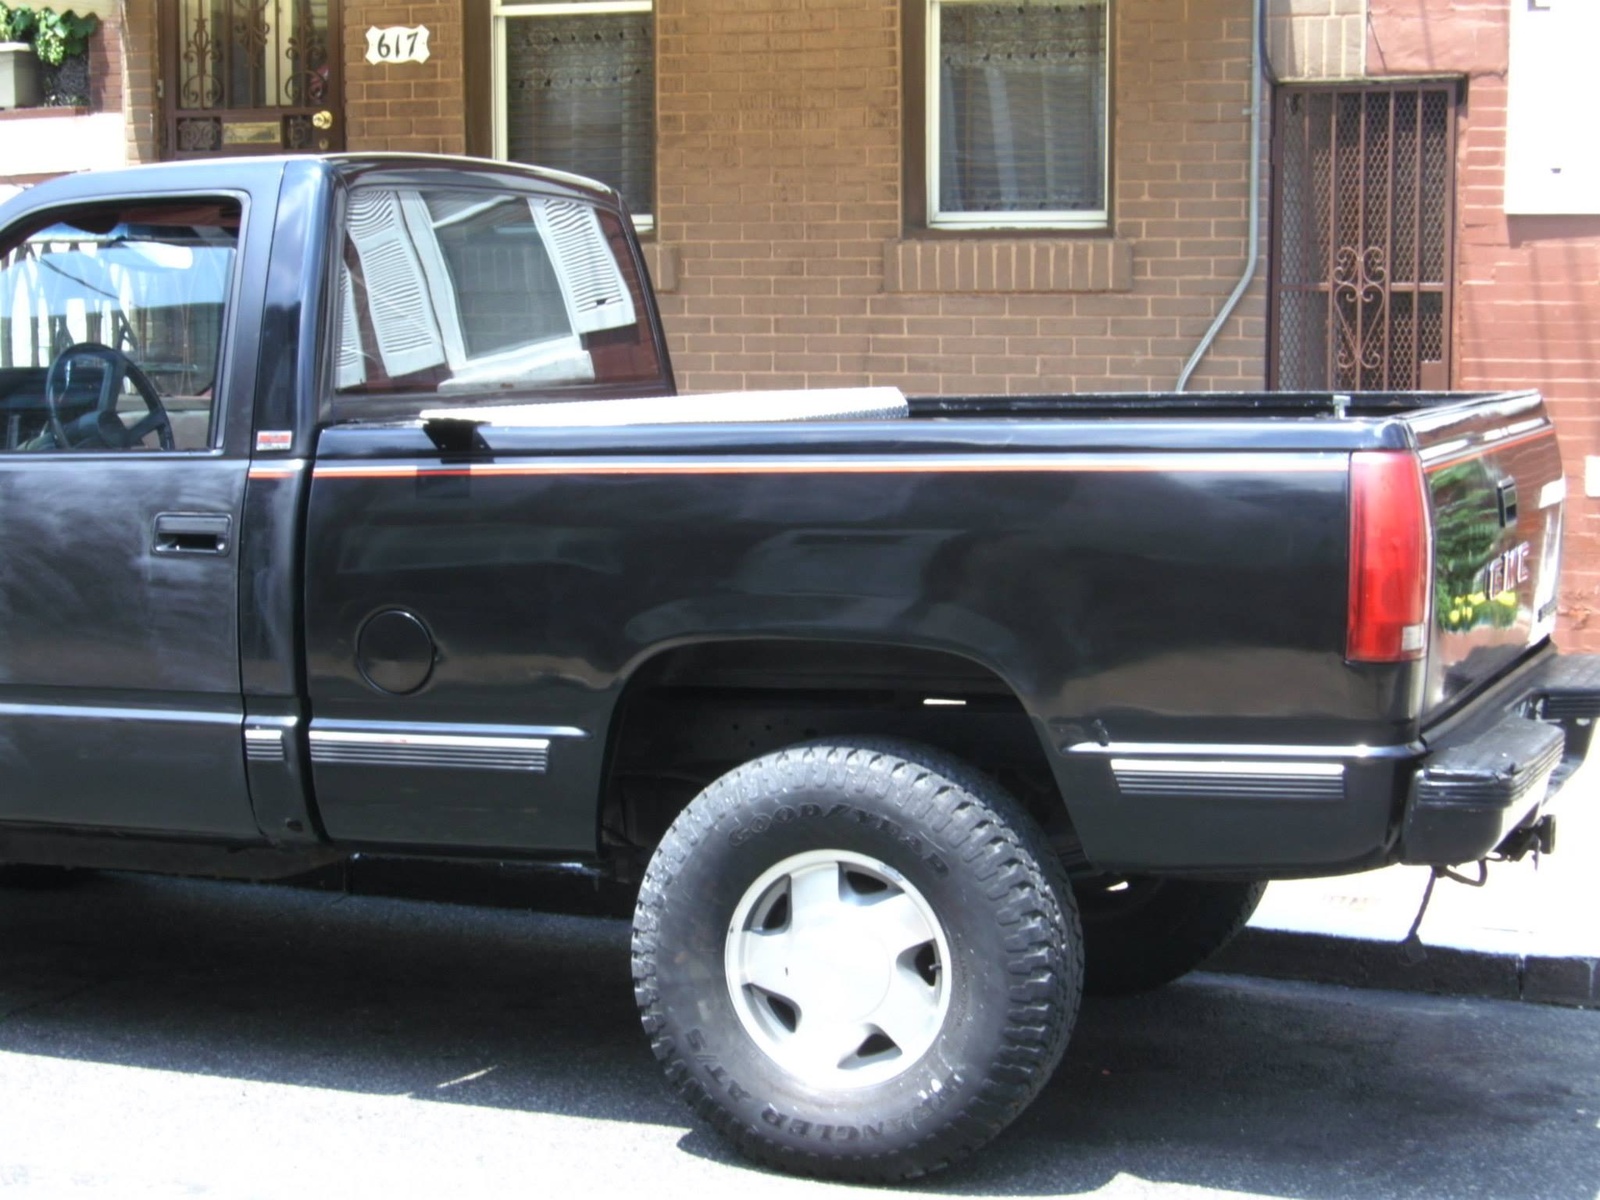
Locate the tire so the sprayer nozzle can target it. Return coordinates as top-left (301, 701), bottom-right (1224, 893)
top-left (1075, 876), bottom-right (1266, 996)
top-left (632, 740), bottom-right (1082, 1182)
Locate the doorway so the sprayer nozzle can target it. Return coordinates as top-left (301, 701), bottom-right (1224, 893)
top-left (1270, 84), bottom-right (1458, 391)
top-left (160, 1), bottom-right (344, 158)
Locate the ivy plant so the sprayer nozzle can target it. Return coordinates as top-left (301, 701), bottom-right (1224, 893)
top-left (0, 4), bottom-right (37, 45)
top-left (31, 8), bottom-right (97, 66)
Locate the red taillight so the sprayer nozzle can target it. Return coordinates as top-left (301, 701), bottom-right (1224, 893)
top-left (1347, 451), bottom-right (1431, 663)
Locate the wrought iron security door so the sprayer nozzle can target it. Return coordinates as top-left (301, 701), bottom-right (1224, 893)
top-left (1271, 85), bottom-right (1457, 391)
top-left (161, 1), bottom-right (343, 158)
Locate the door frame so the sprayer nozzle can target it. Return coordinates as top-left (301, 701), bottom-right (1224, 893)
top-left (1268, 81), bottom-right (1460, 392)
top-left (158, 0), bottom-right (346, 159)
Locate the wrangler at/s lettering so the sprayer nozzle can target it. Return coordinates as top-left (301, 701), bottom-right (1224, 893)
top-left (0, 156), bottom-right (1595, 1182)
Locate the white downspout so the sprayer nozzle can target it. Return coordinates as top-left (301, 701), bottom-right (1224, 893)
top-left (1176, 0), bottom-right (1265, 392)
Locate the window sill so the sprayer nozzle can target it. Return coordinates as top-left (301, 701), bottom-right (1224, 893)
top-left (0, 104), bottom-right (90, 122)
top-left (884, 237), bottom-right (1132, 294)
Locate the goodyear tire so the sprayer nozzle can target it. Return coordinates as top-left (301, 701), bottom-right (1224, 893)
top-left (1076, 877), bottom-right (1267, 996)
top-left (631, 740), bottom-right (1082, 1182)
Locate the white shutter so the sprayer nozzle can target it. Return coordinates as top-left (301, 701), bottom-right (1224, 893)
top-left (344, 190), bottom-right (447, 377)
top-left (335, 263), bottom-right (366, 389)
top-left (531, 199), bottom-right (636, 335)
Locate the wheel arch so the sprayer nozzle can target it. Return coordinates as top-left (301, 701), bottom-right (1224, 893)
top-left (597, 636), bottom-right (1081, 870)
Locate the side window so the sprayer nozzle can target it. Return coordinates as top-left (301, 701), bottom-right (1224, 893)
top-left (0, 199), bottom-right (239, 452)
top-left (335, 186), bottom-right (662, 404)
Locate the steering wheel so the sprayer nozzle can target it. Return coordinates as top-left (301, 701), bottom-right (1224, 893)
top-left (43, 342), bottom-right (175, 451)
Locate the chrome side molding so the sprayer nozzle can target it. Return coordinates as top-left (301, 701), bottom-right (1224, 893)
top-left (307, 722), bottom-right (587, 773)
top-left (243, 727), bottom-right (286, 763)
top-left (1109, 757), bottom-right (1346, 802)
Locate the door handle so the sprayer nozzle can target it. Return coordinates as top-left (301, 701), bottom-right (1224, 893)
top-left (153, 512), bottom-right (232, 555)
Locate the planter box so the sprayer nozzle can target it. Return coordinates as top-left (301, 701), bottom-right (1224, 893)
top-left (0, 42), bottom-right (41, 110)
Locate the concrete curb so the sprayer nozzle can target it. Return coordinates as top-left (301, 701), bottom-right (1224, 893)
top-left (1209, 927), bottom-right (1600, 1008)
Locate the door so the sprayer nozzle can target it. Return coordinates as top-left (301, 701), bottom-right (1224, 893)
top-left (0, 196), bottom-right (256, 836)
top-left (1271, 84), bottom-right (1458, 391)
top-left (161, 1), bottom-right (344, 158)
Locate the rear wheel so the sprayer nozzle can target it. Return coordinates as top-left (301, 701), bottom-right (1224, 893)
top-left (1076, 877), bottom-right (1266, 996)
top-left (632, 740), bottom-right (1082, 1182)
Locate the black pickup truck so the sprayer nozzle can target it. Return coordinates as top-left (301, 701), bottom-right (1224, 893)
top-left (0, 155), bottom-right (1594, 1180)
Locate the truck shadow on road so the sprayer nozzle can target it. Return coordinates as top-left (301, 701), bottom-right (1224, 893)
top-left (1, 870), bottom-right (1596, 1198)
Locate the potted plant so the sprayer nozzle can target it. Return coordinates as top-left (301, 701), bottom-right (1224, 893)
top-left (0, 4), bottom-right (42, 109)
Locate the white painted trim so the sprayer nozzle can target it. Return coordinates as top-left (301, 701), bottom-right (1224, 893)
top-left (925, 0), bottom-right (1110, 231)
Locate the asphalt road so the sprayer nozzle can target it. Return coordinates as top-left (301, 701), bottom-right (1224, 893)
top-left (1, 872), bottom-right (1597, 1200)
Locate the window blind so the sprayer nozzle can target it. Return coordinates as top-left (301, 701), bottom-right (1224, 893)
top-left (504, 12), bottom-right (655, 219)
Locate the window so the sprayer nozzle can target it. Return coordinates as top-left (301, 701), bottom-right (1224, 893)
top-left (335, 185), bottom-right (662, 405)
top-left (493, 1), bottom-right (655, 227)
top-left (0, 199), bottom-right (239, 451)
top-left (915, 0), bottom-right (1109, 230)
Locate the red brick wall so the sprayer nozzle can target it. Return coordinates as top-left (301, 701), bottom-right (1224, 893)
top-left (1369, 0), bottom-right (1600, 649)
top-left (654, 0), bottom-right (1266, 394)
top-left (343, 1), bottom-right (467, 155)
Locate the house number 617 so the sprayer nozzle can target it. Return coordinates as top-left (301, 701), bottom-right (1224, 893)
top-left (365, 26), bottom-right (431, 65)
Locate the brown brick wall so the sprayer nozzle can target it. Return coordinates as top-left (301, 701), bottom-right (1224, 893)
top-left (112, 2), bottom-right (1261, 396)
top-left (342, 1), bottom-right (467, 155)
top-left (89, 5), bottom-right (123, 114)
top-left (121, 0), bottom-right (158, 163)
top-left (1369, 0), bottom-right (1600, 649)
top-left (654, 0), bottom-right (1266, 394)
top-left (1266, 0), bottom-right (1365, 80)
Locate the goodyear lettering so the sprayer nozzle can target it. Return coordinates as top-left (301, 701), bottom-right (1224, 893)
top-left (728, 803), bottom-right (824, 846)
top-left (728, 802), bottom-right (948, 875)
top-left (692, 1043), bottom-right (753, 1104)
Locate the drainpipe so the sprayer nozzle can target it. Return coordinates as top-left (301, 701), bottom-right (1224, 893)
top-left (1176, 0), bottom-right (1265, 391)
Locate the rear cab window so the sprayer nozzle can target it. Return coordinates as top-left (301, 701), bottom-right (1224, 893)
top-left (333, 184), bottom-right (662, 414)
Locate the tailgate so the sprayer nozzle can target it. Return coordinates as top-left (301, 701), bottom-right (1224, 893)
top-left (1409, 391), bottom-right (1565, 715)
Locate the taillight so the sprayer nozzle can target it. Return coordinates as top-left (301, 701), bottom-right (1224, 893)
top-left (1347, 451), bottom-right (1431, 663)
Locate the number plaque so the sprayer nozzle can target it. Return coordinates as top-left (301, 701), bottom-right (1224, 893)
top-left (365, 25), bottom-right (431, 65)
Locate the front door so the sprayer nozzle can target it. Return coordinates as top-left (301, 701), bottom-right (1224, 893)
top-left (0, 195), bottom-right (256, 836)
top-left (161, 1), bottom-right (344, 159)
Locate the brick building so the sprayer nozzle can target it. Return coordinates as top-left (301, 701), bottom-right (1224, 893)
top-left (1, 0), bottom-right (1597, 644)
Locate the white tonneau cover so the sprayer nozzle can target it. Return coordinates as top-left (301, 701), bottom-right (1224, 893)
top-left (419, 386), bottom-right (909, 427)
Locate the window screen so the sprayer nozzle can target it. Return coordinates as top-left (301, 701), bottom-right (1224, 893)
top-left (336, 186), bottom-right (661, 403)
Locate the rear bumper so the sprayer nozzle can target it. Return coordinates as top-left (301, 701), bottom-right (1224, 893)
top-left (1067, 649), bottom-right (1600, 876)
top-left (1399, 653), bottom-right (1600, 865)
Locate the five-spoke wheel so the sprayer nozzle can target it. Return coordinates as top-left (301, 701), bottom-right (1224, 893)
top-left (725, 849), bottom-right (950, 1089)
